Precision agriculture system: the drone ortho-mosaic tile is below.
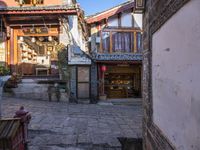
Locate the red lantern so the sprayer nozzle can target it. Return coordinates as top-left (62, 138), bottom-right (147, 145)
top-left (101, 65), bottom-right (107, 72)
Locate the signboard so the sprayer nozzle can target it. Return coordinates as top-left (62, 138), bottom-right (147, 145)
top-left (23, 27), bottom-right (48, 35)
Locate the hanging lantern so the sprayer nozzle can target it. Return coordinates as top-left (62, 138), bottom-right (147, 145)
top-left (31, 37), bottom-right (36, 43)
top-left (101, 65), bottom-right (107, 72)
top-left (48, 36), bottom-right (53, 42)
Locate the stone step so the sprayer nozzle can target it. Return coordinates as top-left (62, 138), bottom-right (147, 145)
top-left (4, 78), bottom-right (69, 102)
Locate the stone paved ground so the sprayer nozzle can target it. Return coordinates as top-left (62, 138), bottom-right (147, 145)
top-left (1, 97), bottom-right (142, 150)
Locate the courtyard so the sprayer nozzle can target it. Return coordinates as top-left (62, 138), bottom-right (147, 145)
top-left (2, 97), bottom-right (142, 150)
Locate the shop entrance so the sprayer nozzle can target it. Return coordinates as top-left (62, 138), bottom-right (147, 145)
top-left (18, 36), bottom-right (59, 76)
top-left (15, 26), bottom-right (60, 76)
top-left (102, 65), bottom-right (141, 98)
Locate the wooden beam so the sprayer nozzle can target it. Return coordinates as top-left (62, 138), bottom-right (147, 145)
top-left (9, 23), bottom-right (59, 27)
top-left (103, 27), bottom-right (142, 32)
top-left (0, 9), bottom-right (77, 15)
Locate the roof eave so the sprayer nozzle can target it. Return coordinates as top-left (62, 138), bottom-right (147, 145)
top-left (86, 1), bottom-right (134, 24)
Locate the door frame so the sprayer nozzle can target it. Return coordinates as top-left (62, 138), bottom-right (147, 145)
top-left (76, 65), bottom-right (91, 99)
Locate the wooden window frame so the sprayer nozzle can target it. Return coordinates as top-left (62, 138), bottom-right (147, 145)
top-left (100, 27), bottom-right (143, 54)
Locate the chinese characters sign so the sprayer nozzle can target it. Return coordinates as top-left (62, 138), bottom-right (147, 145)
top-left (23, 27), bottom-right (48, 35)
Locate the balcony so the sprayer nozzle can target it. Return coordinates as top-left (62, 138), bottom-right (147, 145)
top-left (98, 28), bottom-right (142, 54)
top-left (93, 27), bottom-right (143, 61)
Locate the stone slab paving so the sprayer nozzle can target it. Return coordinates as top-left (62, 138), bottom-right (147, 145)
top-left (1, 97), bottom-right (142, 150)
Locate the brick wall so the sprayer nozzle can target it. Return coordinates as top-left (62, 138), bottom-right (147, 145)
top-left (142, 0), bottom-right (190, 149)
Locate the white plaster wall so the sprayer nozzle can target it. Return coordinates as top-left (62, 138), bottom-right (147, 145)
top-left (108, 16), bottom-right (118, 27)
top-left (121, 11), bottom-right (132, 27)
top-left (68, 15), bottom-right (79, 45)
top-left (152, 1), bottom-right (200, 150)
top-left (133, 13), bottom-right (142, 29)
top-left (68, 15), bottom-right (86, 52)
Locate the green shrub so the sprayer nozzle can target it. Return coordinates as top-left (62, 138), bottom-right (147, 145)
top-left (0, 66), bottom-right (10, 76)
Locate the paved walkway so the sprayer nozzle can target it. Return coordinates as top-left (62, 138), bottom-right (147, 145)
top-left (1, 97), bottom-right (142, 150)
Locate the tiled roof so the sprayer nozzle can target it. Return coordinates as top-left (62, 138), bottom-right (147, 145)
top-left (86, 1), bottom-right (134, 24)
top-left (0, 4), bottom-right (76, 11)
top-left (92, 53), bottom-right (142, 61)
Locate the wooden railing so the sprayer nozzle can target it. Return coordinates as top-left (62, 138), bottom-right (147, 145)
top-left (99, 28), bottom-right (143, 54)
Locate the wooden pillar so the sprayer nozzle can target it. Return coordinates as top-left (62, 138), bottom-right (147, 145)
top-left (13, 28), bottom-right (18, 72)
top-left (10, 28), bottom-right (14, 73)
top-left (100, 30), bottom-right (103, 53)
top-left (109, 31), bottom-right (113, 53)
top-left (98, 65), bottom-right (102, 95)
top-left (134, 32), bottom-right (137, 53)
top-left (118, 13), bottom-right (122, 27)
top-left (97, 23), bottom-right (103, 53)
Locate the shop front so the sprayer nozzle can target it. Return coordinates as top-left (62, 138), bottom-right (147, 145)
top-left (1, 4), bottom-right (78, 77)
top-left (3, 12), bottom-right (64, 76)
top-left (98, 62), bottom-right (142, 99)
top-left (14, 26), bottom-right (60, 76)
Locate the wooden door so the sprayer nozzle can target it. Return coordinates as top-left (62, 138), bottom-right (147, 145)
top-left (77, 66), bottom-right (90, 99)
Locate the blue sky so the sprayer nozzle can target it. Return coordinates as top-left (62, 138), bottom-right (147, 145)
top-left (77, 0), bottom-right (128, 16)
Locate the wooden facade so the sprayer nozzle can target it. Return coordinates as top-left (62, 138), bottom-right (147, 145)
top-left (0, 0), bottom-right (86, 76)
top-left (86, 1), bottom-right (143, 99)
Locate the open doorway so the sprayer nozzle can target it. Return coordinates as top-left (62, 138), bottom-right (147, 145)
top-left (17, 36), bottom-right (59, 76)
top-left (100, 64), bottom-right (141, 99)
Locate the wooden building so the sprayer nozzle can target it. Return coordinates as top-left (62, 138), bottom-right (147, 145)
top-left (86, 1), bottom-right (143, 99)
top-left (0, 0), bottom-right (88, 77)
